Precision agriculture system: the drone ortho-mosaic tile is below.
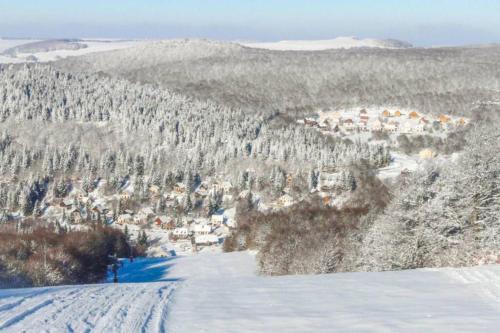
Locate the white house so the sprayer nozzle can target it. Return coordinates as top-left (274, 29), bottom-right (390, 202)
top-left (225, 218), bottom-right (237, 229)
top-left (117, 214), bottom-right (133, 225)
top-left (401, 122), bottom-right (413, 134)
top-left (277, 194), bottom-right (294, 208)
top-left (412, 124), bottom-right (425, 133)
top-left (194, 234), bottom-right (219, 246)
top-left (193, 224), bottom-right (212, 235)
top-left (383, 122), bottom-right (398, 133)
top-left (173, 227), bottom-right (189, 238)
top-left (371, 120), bottom-right (383, 132)
top-left (211, 214), bottom-right (225, 226)
top-left (222, 181), bottom-right (233, 193)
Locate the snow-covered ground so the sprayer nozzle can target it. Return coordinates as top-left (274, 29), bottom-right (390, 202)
top-left (240, 37), bottom-right (412, 51)
top-left (0, 38), bottom-right (147, 63)
top-left (1, 251), bottom-right (500, 332)
top-left (378, 152), bottom-right (421, 179)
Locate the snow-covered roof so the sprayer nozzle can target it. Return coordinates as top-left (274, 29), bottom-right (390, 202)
top-left (194, 234), bottom-right (219, 245)
top-left (193, 224), bottom-right (212, 233)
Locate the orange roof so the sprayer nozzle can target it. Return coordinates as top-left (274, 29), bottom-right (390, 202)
top-left (382, 110), bottom-right (391, 117)
top-left (395, 111), bottom-right (402, 117)
top-left (439, 115), bottom-right (451, 123)
top-left (409, 111), bottom-right (419, 119)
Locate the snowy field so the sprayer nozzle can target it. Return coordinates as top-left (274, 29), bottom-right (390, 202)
top-left (0, 38), bottom-right (147, 63)
top-left (1, 251), bottom-right (500, 332)
top-left (240, 37), bottom-right (412, 51)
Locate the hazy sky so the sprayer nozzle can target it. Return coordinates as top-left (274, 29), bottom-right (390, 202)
top-left (1, 0), bottom-right (499, 46)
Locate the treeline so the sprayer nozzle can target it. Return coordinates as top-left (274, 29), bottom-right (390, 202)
top-left (0, 222), bottom-right (143, 289)
top-left (396, 132), bottom-right (467, 155)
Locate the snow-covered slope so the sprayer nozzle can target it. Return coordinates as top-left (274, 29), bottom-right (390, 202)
top-left (240, 37), bottom-right (412, 51)
top-left (1, 252), bottom-right (500, 332)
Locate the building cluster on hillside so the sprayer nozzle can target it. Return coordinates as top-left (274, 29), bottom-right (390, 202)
top-left (21, 161), bottom-right (365, 255)
top-left (302, 108), bottom-right (468, 135)
top-left (37, 173), bottom-right (306, 254)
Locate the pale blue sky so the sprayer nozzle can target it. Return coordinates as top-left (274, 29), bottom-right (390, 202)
top-left (1, 0), bottom-right (499, 46)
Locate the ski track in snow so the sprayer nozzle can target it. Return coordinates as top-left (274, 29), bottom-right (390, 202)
top-left (0, 280), bottom-right (176, 332)
top-left (2, 252), bottom-right (500, 332)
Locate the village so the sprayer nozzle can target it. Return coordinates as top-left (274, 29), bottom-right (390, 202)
top-left (301, 107), bottom-right (468, 137)
top-left (27, 173), bottom-right (305, 257)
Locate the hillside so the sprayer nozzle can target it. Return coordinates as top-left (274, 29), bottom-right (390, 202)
top-left (55, 40), bottom-right (500, 117)
top-left (1, 252), bottom-right (500, 332)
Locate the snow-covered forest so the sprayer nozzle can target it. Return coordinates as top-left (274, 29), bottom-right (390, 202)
top-left (57, 40), bottom-right (500, 116)
top-left (0, 41), bottom-right (499, 288)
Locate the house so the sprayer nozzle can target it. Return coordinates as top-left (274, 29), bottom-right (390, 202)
top-left (238, 190), bottom-right (251, 199)
top-left (195, 183), bottom-right (209, 197)
top-left (211, 214), bottom-right (225, 226)
top-left (304, 118), bottom-right (318, 126)
top-left (432, 120), bottom-right (442, 131)
top-left (401, 122), bottom-right (413, 134)
top-left (173, 227), bottom-right (190, 238)
top-left (457, 118), bottom-right (467, 126)
top-left (154, 215), bottom-right (168, 227)
top-left (322, 196), bottom-right (332, 206)
top-left (371, 120), bottom-right (383, 132)
top-left (359, 109), bottom-right (368, 116)
top-left (193, 224), bottom-right (212, 235)
top-left (357, 122), bottom-right (368, 131)
top-left (409, 111), bottom-right (419, 119)
top-left (92, 203), bottom-right (107, 215)
top-left (194, 235), bottom-right (219, 246)
top-left (117, 214), bottom-right (133, 225)
top-left (136, 207), bottom-right (156, 223)
top-left (223, 194), bottom-right (234, 203)
top-left (331, 111), bottom-right (342, 119)
top-left (383, 122), bottom-right (396, 132)
top-left (327, 117), bottom-right (341, 127)
top-left (412, 124), bottom-right (425, 133)
top-left (174, 183), bottom-right (186, 194)
top-left (225, 218), bottom-right (237, 229)
top-left (222, 181), bottom-right (233, 193)
top-left (439, 115), bottom-right (451, 124)
top-left (419, 149), bottom-right (437, 159)
top-left (69, 208), bottom-right (82, 224)
top-left (394, 110), bottom-right (403, 117)
top-left (60, 198), bottom-right (74, 208)
top-left (149, 185), bottom-right (160, 196)
top-left (120, 192), bottom-right (131, 201)
top-left (419, 117), bottom-right (429, 125)
top-left (277, 194), bottom-right (294, 208)
top-left (381, 110), bottom-right (391, 117)
top-left (162, 219), bottom-right (176, 230)
top-left (342, 119), bottom-right (355, 131)
top-left (318, 121), bottom-right (329, 129)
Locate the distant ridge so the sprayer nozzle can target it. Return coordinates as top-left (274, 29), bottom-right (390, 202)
top-left (239, 36), bottom-right (413, 51)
